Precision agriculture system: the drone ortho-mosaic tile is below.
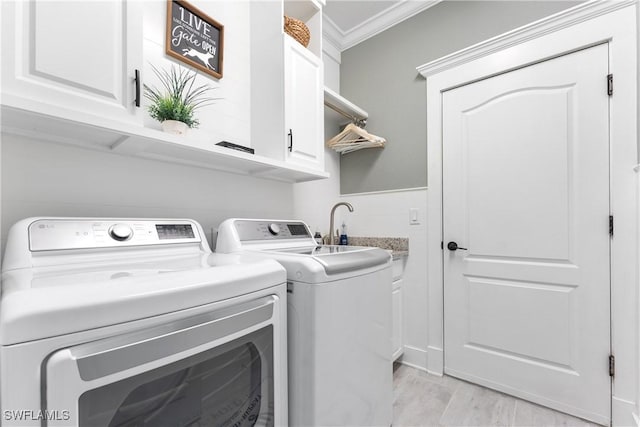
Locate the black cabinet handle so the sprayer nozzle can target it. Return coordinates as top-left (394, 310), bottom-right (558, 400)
top-left (288, 129), bottom-right (293, 152)
top-left (134, 69), bottom-right (141, 108)
top-left (447, 241), bottom-right (468, 251)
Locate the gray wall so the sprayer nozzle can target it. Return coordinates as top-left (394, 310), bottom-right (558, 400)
top-left (339, 0), bottom-right (581, 194)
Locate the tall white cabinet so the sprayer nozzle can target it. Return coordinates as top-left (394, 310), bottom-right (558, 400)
top-left (251, 0), bottom-right (324, 172)
top-left (1, 1), bottom-right (143, 124)
top-left (284, 35), bottom-right (323, 169)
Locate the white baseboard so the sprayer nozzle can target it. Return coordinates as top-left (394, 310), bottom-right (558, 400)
top-left (399, 345), bottom-right (428, 371)
top-left (427, 345), bottom-right (444, 375)
top-left (613, 396), bottom-right (637, 427)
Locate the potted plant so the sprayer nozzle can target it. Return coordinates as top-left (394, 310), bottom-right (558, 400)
top-left (144, 64), bottom-right (218, 135)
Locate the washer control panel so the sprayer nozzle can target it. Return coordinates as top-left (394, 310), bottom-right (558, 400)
top-left (109, 224), bottom-right (134, 241)
top-left (29, 219), bottom-right (200, 251)
top-left (267, 223), bottom-right (281, 235)
top-left (235, 220), bottom-right (312, 241)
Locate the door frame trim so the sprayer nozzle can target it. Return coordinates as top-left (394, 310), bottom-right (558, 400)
top-left (417, 1), bottom-right (638, 425)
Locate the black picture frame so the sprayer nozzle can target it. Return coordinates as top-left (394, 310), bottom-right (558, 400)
top-left (166, 0), bottom-right (224, 79)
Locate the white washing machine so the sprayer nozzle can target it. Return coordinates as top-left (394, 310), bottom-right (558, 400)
top-left (1, 217), bottom-right (288, 427)
top-left (216, 218), bottom-right (393, 427)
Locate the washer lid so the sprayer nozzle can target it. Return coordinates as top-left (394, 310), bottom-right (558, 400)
top-left (273, 245), bottom-right (391, 275)
top-left (0, 253), bottom-right (285, 345)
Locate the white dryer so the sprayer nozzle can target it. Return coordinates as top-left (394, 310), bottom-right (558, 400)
top-left (1, 217), bottom-right (287, 427)
top-left (216, 218), bottom-right (393, 427)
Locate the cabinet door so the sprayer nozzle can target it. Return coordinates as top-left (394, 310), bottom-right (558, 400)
top-left (283, 35), bottom-right (324, 170)
top-left (1, 1), bottom-right (142, 124)
top-left (392, 280), bottom-right (403, 361)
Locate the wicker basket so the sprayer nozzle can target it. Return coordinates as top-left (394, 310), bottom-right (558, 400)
top-left (284, 15), bottom-right (310, 47)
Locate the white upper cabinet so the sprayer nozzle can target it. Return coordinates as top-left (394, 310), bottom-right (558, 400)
top-left (250, 0), bottom-right (325, 172)
top-left (0, 0), bottom-right (328, 182)
top-left (1, 0), bottom-right (143, 125)
top-left (282, 0), bottom-right (323, 170)
top-left (284, 35), bottom-right (323, 170)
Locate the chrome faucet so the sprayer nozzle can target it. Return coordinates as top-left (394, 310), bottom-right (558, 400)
top-left (329, 202), bottom-right (354, 245)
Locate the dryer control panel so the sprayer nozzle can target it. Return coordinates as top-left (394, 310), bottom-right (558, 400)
top-left (28, 219), bottom-right (201, 251)
top-left (234, 220), bottom-right (312, 241)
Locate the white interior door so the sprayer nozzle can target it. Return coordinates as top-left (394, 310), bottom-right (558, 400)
top-left (442, 43), bottom-right (610, 424)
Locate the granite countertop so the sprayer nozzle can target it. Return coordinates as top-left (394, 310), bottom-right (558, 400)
top-left (348, 236), bottom-right (409, 259)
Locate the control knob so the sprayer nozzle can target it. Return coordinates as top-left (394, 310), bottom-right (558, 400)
top-left (109, 224), bottom-right (133, 241)
top-left (268, 223), bottom-right (280, 236)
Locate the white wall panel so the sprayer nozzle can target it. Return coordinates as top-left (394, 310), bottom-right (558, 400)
top-left (142, 1), bottom-right (251, 147)
top-left (1, 134), bottom-right (293, 253)
top-left (336, 189), bottom-right (428, 370)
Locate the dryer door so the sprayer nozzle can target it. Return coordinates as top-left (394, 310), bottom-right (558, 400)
top-left (44, 296), bottom-right (282, 427)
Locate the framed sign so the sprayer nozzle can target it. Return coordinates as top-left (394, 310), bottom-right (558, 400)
top-left (166, 0), bottom-right (224, 79)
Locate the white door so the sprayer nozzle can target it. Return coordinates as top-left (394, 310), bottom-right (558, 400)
top-left (442, 44), bottom-right (610, 424)
top-left (284, 35), bottom-right (323, 170)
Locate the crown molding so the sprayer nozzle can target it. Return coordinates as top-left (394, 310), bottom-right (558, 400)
top-left (322, 37), bottom-right (342, 64)
top-left (322, 14), bottom-right (345, 53)
top-left (417, 0), bottom-right (637, 78)
top-left (323, 0), bottom-right (441, 52)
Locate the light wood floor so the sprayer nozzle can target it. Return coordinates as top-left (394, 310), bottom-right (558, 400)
top-left (393, 364), bottom-right (604, 427)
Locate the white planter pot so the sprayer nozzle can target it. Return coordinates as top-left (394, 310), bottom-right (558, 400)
top-left (161, 120), bottom-right (189, 135)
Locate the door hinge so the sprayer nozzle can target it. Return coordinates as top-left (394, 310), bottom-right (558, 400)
top-left (441, 241), bottom-right (444, 250)
top-left (609, 215), bottom-right (614, 236)
top-left (607, 74), bottom-right (613, 96)
top-left (609, 354), bottom-right (615, 377)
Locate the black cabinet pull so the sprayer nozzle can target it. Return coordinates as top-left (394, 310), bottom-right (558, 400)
top-left (447, 241), bottom-right (468, 251)
top-left (288, 129), bottom-right (293, 152)
top-left (134, 69), bottom-right (141, 108)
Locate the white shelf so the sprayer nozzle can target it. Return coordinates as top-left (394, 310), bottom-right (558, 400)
top-left (323, 87), bottom-right (368, 124)
top-left (284, 0), bottom-right (320, 23)
top-left (283, 0), bottom-right (323, 58)
top-left (1, 105), bottom-right (329, 183)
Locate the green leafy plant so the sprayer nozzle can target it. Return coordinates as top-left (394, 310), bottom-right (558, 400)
top-left (144, 64), bottom-right (218, 129)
